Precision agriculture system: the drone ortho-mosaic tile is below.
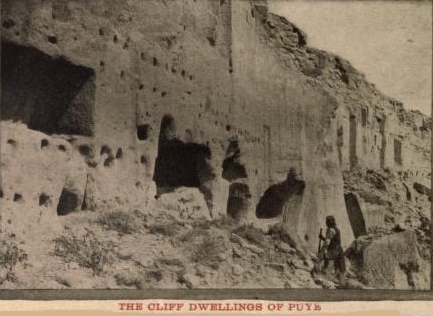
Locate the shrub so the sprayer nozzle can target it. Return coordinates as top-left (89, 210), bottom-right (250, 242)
top-left (145, 270), bottom-right (163, 282)
top-left (190, 236), bottom-right (225, 270)
top-left (148, 222), bottom-right (181, 236)
top-left (157, 258), bottom-right (184, 267)
top-left (267, 223), bottom-right (297, 248)
top-left (97, 210), bottom-right (144, 234)
top-left (189, 216), bottom-right (235, 232)
top-left (211, 216), bottom-right (236, 231)
top-left (191, 219), bottom-right (212, 230)
top-left (53, 230), bottom-right (115, 275)
top-left (0, 239), bottom-right (27, 282)
top-left (178, 229), bottom-right (209, 243)
top-left (232, 224), bottom-right (265, 246)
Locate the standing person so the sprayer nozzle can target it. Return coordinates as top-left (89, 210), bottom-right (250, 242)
top-left (318, 215), bottom-right (346, 281)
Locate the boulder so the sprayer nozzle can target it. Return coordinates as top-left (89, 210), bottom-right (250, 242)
top-left (232, 264), bottom-right (244, 276)
top-left (178, 273), bottom-right (201, 289)
top-left (362, 230), bottom-right (428, 289)
top-left (276, 242), bottom-right (296, 254)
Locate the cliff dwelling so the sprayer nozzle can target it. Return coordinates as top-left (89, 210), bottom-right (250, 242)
top-left (153, 114), bottom-right (213, 202)
top-left (256, 169), bottom-right (305, 219)
top-left (1, 41), bottom-right (95, 136)
top-left (0, 0), bottom-right (430, 291)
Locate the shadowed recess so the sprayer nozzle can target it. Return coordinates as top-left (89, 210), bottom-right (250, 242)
top-left (227, 183), bottom-right (251, 220)
top-left (153, 115), bottom-right (213, 195)
top-left (1, 40), bottom-right (95, 136)
top-left (222, 140), bottom-right (247, 182)
top-left (344, 193), bottom-right (367, 238)
top-left (256, 169), bottom-right (305, 218)
top-left (57, 188), bottom-right (79, 216)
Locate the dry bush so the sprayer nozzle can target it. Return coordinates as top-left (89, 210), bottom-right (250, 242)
top-left (267, 223), bottom-right (297, 248)
top-left (0, 239), bottom-right (27, 282)
top-left (53, 230), bottom-right (115, 275)
top-left (211, 216), bottom-right (236, 230)
top-left (157, 258), bottom-right (184, 267)
top-left (190, 236), bottom-right (226, 270)
top-left (97, 210), bottom-right (145, 235)
top-left (178, 228), bottom-right (210, 243)
top-left (148, 222), bottom-right (182, 236)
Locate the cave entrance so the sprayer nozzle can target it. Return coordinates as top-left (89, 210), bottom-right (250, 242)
top-left (337, 126), bottom-right (343, 166)
top-left (57, 188), bottom-right (80, 216)
top-left (394, 138), bottom-right (402, 166)
top-left (378, 116), bottom-right (386, 168)
top-left (222, 140), bottom-right (247, 182)
top-left (256, 168), bottom-right (305, 218)
top-left (153, 115), bottom-right (213, 199)
top-left (1, 41), bottom-right (95, 136)
top-left (344, 193), bottom-right (366, 238)
top-left (361, 108), bottom-right (368, 127)
top-left (349, 115), bottom-right (357, 169)
top-left (227, 183), bottom-right (251, 221)
top-left (222, 139), bottom-right (249, 220)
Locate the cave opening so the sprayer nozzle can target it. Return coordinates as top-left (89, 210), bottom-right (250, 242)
top-left (153, 115), bottom-right (213, 198)
top-left (57, 188), bottom-right (80, 216)
top-left (227, 183), bottom-right (251, 221)
top-left (344, 193), bottom-right (367, 238)
top-left (394, 138), bottom-right (402, 166)
top-left (256, 168), bottom-right (305, 218)
top-left (222, 139), bottom-right (249, 220)
top-left (1, 40), bottom-right (95, 136)
top-left (361, 108), bottom-right (368, 127)
top-left (337, 126), bottom-right (343, 166)
top-left (222, 139), bottom-right (247, 182)
top-left (137, 124), bottom-right (149, 140)
top-left (349, 115), bottom-right (357, 169)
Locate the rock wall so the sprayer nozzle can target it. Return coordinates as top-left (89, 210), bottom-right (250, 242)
top-left (1, 0), bottom-right (430, 253)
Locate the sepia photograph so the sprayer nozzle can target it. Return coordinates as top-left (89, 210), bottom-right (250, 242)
top-left (0, 0), bottom-right (431, 295)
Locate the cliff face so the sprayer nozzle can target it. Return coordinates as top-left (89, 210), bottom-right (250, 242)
top-left (0, 0), bottom-right (430, 261)
top-left (244, 6), bottom-right (431, 247)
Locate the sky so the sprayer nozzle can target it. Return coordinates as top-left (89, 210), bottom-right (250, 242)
top-left (269, 0), bottom-right (432, 116)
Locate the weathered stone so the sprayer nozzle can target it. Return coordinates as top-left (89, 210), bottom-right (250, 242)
top-left (265, 262), bottom-right (285, 273)
top-left (362, 230), bottom-right (428, 289)
top-left (230, 233), bottom-right (265, 255)
top-left (232, 264), bottom-right (244, 276)
top-left (178, 273), bottom-right (201, 289)
top-left (276, 242), bottom-right (296, 254)
top-left (313, 276), bottom-right (336, 289)
top-left (217, 252), bottom-right (228, 262)
top-left (232, 244), bottom-right (243, 258)
top-left (288, 258), bottom-right (311, 272)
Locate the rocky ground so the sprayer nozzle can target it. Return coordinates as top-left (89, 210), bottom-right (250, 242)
top-left (343, 168), bottom-right (431, 289)
top-left (1, 173), bottom-right (429, 290)
top-left (0, 201), bottom-right (335, 289)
